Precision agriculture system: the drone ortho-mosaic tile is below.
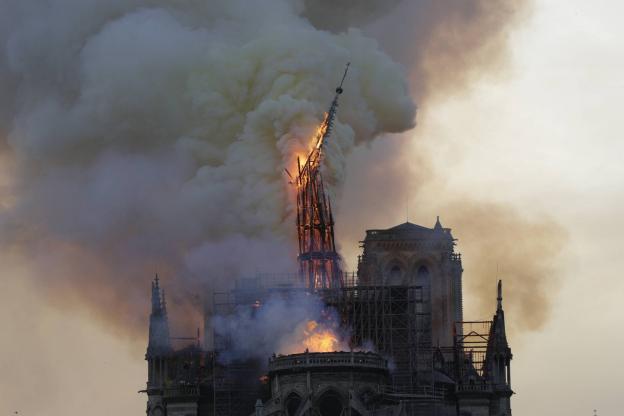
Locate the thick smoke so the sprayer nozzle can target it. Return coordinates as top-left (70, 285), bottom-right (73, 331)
top-left (439, 200), bottom-right (566, 333)
top-left (213, 292), bottom-right (350, 364)
top-left (0, 0), bottom-right (415, 336)
top-left (328, 0), bottom-right (568, 335)
top-left (0, 0), bottom-right (554, 343)
top-left (337, 140), bottom-right (566, 334)
top-left (362, 0), bottom-right (532, 102)
top-left (309, 0), bottom-right (560, 336)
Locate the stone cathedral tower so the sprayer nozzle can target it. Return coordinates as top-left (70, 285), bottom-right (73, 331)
top-left (145, 276), bottom-right (171, 416)
top-left (142, 218), bottom-right (514, 416)
top-left (357, 217), bottom-right (463, 348)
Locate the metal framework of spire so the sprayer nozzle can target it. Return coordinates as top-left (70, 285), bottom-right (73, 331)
top-left (291, 63), bottom-right (349, 290)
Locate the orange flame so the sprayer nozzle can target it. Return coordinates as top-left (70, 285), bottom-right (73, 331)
top-left (302, 320), bottom-right (340, 352)
top-left (279, 320), bottom-right (348, 354)
top-left (314, 113), bottom-right (329, 150)
top-left (286, 115), bottom-right (330, 189)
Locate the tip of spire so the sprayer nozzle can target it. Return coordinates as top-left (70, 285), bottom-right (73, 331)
top-left (336, 62), bottom-right (350, 94)
top-left (434, 216), bottom-right (443, 230)
top-left (497, 280), bottom-right (503, 311)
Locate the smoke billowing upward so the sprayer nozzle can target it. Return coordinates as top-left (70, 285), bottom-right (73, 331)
top-left (337, 138), bottom-right (566, 335)
top-left (320, 0), bottom-right (566, 336)
top-left (362, 0), bottom-right (532, 102)
top-left (339, 0), bottom-right (566, 334)
top-left (439, 200), bottom-right (566, 333)
top-left (0, 0), bottom-right (559, 343)
top-left (0, 0), bottom-right (415, 336)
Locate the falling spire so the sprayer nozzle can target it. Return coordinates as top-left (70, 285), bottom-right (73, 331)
top-left (293, 64), bottom-right (349, 290)
top-left (314, 62), bottom-right (350, 153)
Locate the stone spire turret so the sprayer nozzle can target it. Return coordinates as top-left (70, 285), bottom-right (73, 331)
top-left (434, 215), bottom-right (443, 231)
top-left (151, 275), bottom-right (161, 314)
top-left (145, 275), bottom-right (170, 416)
top-left (147, 274), bottom-right (171, 357)
top-left (490, 280), bottom-right (509, 351)
top-left (486, 280), bottom-right (513, 415)
top-left (161, 288), bottom-right (168, 318)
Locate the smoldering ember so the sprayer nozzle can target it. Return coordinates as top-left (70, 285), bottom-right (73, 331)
top-left (142, 68), bottom-right (513, 416)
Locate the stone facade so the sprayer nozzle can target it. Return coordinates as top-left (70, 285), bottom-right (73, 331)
top-left (142, 219), bottom-right (514, 416)
top-left (261, 351), bottom-right (391, 416)
top-left (358, 219), bottom-right (463, 348)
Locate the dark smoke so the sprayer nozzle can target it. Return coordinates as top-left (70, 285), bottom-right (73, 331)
top-left (336, 138), bottom-right (566, 335)
top-left (0, 0), bottom-right (548, 342)
top-left (0, 0), bottom-right (415, 338)
top-left (331, 0), bottom-right (567, 335)
top-left (212, 292), bottom-right (349, 364)
top-left (363, 0), bottom-right (532, 101)
top-left (302, 0), bottom-right (404, 31)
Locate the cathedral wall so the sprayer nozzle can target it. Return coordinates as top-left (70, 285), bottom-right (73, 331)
top-left (167, 402), bottom-right (199, 416)
top-left (357, 226), bottom-right (462, 349)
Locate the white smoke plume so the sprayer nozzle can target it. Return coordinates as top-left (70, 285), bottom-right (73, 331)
top-left (0, 0), bottom-right (415, 335)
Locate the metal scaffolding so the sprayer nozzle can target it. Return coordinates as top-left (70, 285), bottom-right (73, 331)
top-left (212, 277), bottom-right (441, 416)
top-left (327, 286), bottom-right (434, 393)
top-left (454, 321), bottom-right (492, 383)
top-left (212, 288), bottom-right (267, 416)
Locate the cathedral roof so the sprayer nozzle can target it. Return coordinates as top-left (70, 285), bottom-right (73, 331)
top-left (364, 218), bottom-right (454, 242)
top-left (387, 221), bottom-right (432, 233)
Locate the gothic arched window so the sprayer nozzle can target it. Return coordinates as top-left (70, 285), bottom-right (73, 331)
top-left (318, 390), bottom-right (343, 416)
top-left (389, 265), bottom-right (401, 284)
top-left (414, 265), bottom-right (431, 298)
top-left (285, 392), bottom-right (302, 416)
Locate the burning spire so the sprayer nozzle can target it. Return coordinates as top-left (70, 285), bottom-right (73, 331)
top-left (292, 64), bottom-right (350, 290)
